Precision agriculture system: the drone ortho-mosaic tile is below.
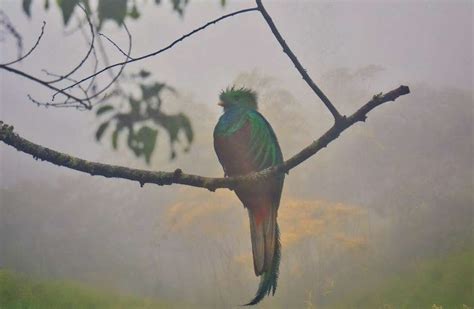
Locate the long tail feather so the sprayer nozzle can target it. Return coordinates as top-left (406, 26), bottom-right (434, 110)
top-left (244, 224), bottom-right (281, 306)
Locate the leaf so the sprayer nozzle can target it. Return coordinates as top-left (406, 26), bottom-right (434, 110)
top-left (139, 127), bottom-right (158, 164)
top-left (140, 82), bottom-right (165, 102)
top-left (56, 0), bottom-right (81, 25)
top-left (179, 113), bottom-right (194, 144)
top-left (111, 128), bottom-right (119, 149)
top-left (127, 128), bottom-right (141, 156)
top-left (128, 4), bottom-right (140, 20)
top-left (153, 113), bottom-right (193, 159)
top-left (95, 121), bottom-right (110, 141)
top-left (138, 70), bottom-right (151, 79)
top-left (22, 0), bottom-right (33, 17)
top-left (128, 97), bottom-right (141, 115)
top-left (170, 0), bottom-right (189, 16)
top-left (220, 0), bottom-right (226, 7)
top-left (98, 0), bottom-right (127, 29)
top-left (96, 105), bottom-right (114, 116)
top-left (44, 0), bottom-right (50, 10)
top-left (127, 126), bottom-right (158, 164)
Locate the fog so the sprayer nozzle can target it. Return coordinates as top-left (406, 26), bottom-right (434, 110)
top-left (0, 0), bottom-right (472, 308)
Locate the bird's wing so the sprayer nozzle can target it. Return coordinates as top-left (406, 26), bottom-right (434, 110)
top-left (246, 110), bottom-right (283, 171)
top-left (214, 110), bottom-right (283, 178)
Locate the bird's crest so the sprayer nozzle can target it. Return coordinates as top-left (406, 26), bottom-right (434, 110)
top-left (219, 86), bottom-right (258, 110)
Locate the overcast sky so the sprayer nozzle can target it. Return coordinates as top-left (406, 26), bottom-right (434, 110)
top-left (1, 0), bottom-right (472, 185)
top-left (0, 0), bottom-right (472, 307)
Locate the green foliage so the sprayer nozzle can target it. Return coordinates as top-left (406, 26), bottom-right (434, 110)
top-left (19, 0), bottom-right (231, 163)
top-left (111, 126), bottom-right (121, 150)
top-left (95, 72), bottom-right (193, 163)
top-left (153, 112), bottom-right (193, 159)
top-left (135, 70), bottom-right (151, 79)
top-left (171, 0), bottom-right (189, 16)
top-left (21, 0), bottom-right (227, 26)
top-left (56, 0), bottom-right (86, 25)
top-left (95, 120), bottom-right (110, 141)
top-left (0, 269), bottom-right (169, 308)
top-left (331, 250), bottom-right (474, 309)
top-left (128, 3), bottom-right (140, 20)
top-left (95, 104), bottom-right (115, 116)
top-left (128, 126), bottom-right (158, 164)
top-left (22, 0), bottom-right (33, 17)
top-left (97, 0), bottom-right (127, 29)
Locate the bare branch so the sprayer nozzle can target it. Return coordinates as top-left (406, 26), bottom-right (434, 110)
top-left (83, 23), bottom-right (133, 103)
top-left (98, 32), bottom-right (134, 60)
top-left (55, 7), bottom-right (259, 95)
top-left (1, 21), bottom-right (46, 66)
top-left (46, 5), bottom-right (95, 84)
top-left (0, 7), bottom-right (133, 110)
top-left (281, 86), bottom-right (410, 172)
top-left (40, 70), bottom-right (92, 105)
top-left (0, 64), bottom-right (90, 109)
top-left (0, 86), bottom-right (409, 190)
top-left (255, 0), bottom-right (343, 122)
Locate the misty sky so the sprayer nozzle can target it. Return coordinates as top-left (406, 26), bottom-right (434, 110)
top-left (0, 0), bottom-right (472, 307)
top-left (1, 1), bottom-right (471, 168)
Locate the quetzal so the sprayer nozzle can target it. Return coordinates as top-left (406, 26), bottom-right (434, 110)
top-left (213, 87), bottom-right (284, 305)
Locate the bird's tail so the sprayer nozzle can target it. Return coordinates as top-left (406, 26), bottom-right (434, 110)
top-left (245, 207), bottom-right (281, 306)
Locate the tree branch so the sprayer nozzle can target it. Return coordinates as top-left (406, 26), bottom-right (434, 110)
top-left (0, 65), bottom-right (90, 109)
top-left (255, 0), bottom-right (343, 122)
top-left (56, 7), bottom-right (259, 95)
top-left (0, 85), bottom-right (409, 190)
top-left (1, 21), bottom-right (46, 66)
top-left (45, 4), bottom-right (95, 84)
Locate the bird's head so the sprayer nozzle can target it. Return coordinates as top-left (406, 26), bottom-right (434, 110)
top-left (218, 86), bottom-right (258, 111)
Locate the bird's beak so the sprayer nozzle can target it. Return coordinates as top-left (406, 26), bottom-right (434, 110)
top-left (218, 101), bottom-right (224, 107)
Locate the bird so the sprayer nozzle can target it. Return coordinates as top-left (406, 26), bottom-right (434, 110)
top-left (213, 87), bottom-right (284, 305)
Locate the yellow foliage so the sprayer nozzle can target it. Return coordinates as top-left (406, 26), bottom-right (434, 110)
top-left (164, 191), bottom-right (368, 257)
top-left (334, 234), bottom-right (368, 251)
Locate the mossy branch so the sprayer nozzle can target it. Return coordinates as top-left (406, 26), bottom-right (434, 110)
top-left (0, 85), bottom-right (409, 191)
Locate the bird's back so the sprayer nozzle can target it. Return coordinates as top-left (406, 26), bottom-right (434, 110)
top-left (214, 106), bottom-right (284, 284)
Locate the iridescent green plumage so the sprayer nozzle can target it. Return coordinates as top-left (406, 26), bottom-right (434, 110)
top-left (214, 87), bottom-right (284, 305)
top-left (219, 86), bottom-right (257, 110)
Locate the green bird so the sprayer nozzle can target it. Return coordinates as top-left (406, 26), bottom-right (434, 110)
top-left (213, 87), bottom-right (284, 305)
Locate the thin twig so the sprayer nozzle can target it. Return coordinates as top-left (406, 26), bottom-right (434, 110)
top-left (82, 22), bottom-right (132, 103)
top-left (0, 65), bottom-right (89, 108)
top-left (1, 21), bottom-right (46, 66)
top-left (86, 46), bottom-right (99, 93)
top-left (41, 70), bottom-right (91, 103)
top-left (26, 95), bottom-right (90, 110)
top-left (46, 4), bottom-right (95, 84)
top-left (55, 7), bottom-right (259, 95)
top-left (99, 32), bottom-right (134, 60)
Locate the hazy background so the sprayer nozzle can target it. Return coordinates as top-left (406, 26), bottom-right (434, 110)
top-left (1, 0), bottom-right (472, 308)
